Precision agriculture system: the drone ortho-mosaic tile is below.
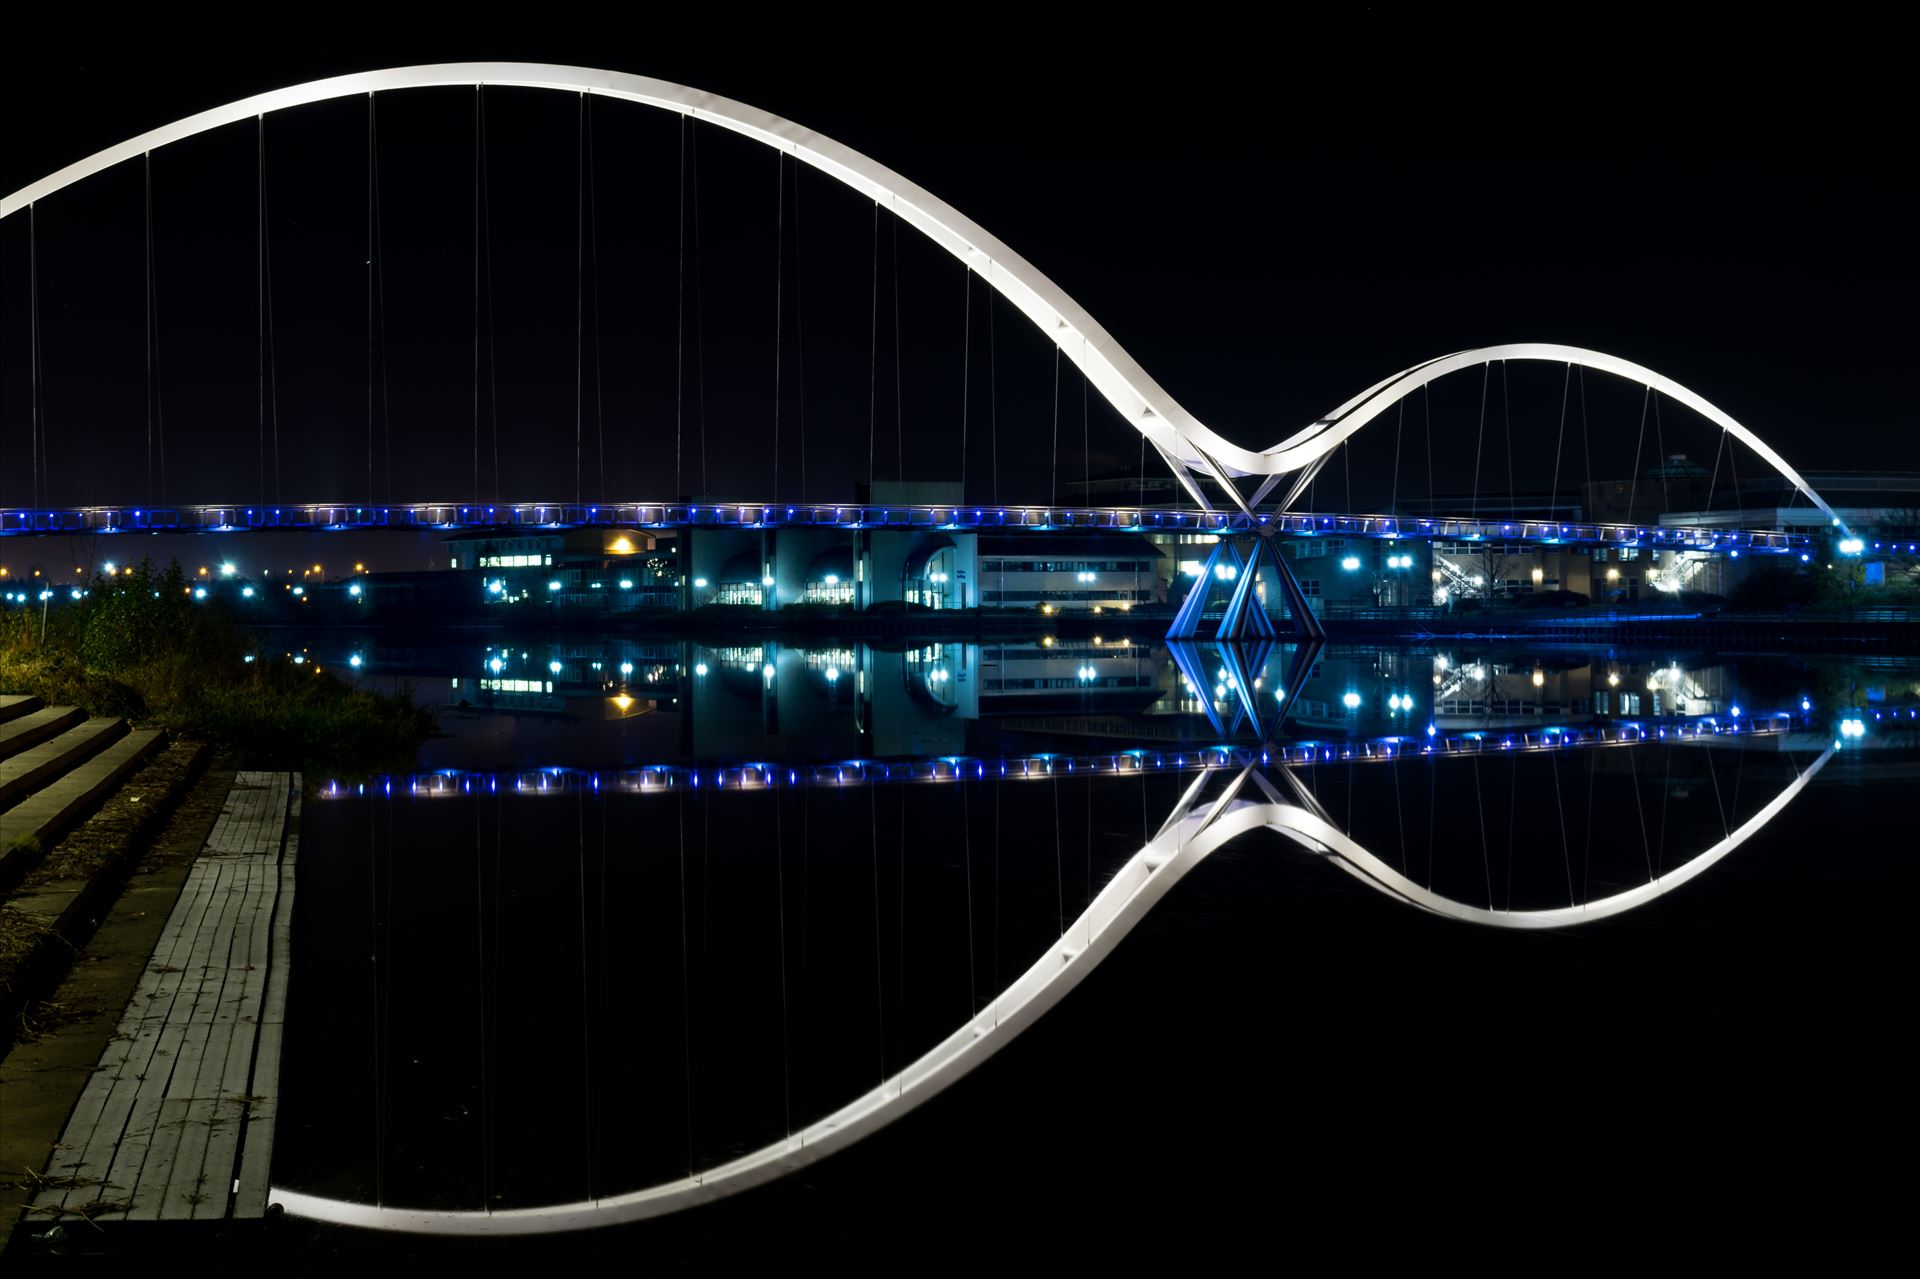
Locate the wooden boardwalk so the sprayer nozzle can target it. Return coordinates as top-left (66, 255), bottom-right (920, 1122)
top-left (30, 772), bottom-right (299, 1225)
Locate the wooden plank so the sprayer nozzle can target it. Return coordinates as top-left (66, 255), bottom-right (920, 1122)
top-left (192, 857), bottom-right (275, 1218)
top-left (233, 774), bottom-right (297, 1218)
top-left (33, 853), bottom-right (226, 1214)
top-left (35, 770), bottom-right (297, 1227)
top-left (148, 855), bottom-right (263, 1220)
top-left (87, 857), bottom-right (235, 1220)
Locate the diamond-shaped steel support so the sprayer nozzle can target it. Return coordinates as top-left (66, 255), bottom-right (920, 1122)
top-left (1167, 536), bottom-right (1324, 644)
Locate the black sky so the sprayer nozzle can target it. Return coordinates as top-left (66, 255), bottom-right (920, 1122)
top-left (2, 9), bottom-right (1914, 515)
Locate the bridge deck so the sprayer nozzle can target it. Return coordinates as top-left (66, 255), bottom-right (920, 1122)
top-left (0, 500), bottom-right (1812, 551)
top-left (29, 772), bottom-right (298, 1227)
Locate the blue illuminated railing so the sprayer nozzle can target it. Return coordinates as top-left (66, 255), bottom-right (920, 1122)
top-left (317, 709), bottom-right (1831, 798)
top-left (0, 500), bottom-right (1813, 552)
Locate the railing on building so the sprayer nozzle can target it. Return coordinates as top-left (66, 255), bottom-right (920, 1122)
top-left (0, 501), bottom-right (1814, 552)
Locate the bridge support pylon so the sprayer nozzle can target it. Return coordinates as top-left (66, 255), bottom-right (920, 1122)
top-left (1166, 535), bottom-right (1324, 644)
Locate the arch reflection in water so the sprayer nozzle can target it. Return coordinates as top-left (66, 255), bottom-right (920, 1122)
top-left (273, 709), bottom-right (1838, 1233)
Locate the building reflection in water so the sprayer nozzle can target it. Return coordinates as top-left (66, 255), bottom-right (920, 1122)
top-left (331, 631), bottom-right (1768, 768)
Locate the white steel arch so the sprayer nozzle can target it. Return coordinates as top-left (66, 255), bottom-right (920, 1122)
top-left (0, 63), bottom-right (1221, 495)
top-left (269, 742), bottom-right (1830, 1234)
top-left (0, 67), bottom-right (1837, 527)
top-left (1267, 344), bottom-right (1842, 527)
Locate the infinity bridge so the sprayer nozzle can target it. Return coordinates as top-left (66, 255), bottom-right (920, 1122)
top-left (269, 706), bottom-right (1850, 1233)
top-left (3, 63), bottom-right (1843, 541)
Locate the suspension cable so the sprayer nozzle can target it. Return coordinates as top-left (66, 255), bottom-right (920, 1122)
top-left (794, 166), bottom-right (808, 501)
top-left (1652, 392), bottom-right (1669, 513)
top-left (29, 203), bottom-right (42, 509)
top-left (691, 122), bottom-right (708, 495)
top-left (574, 93), bottom-right (584, 506)
top-left (257, 115), bottom-right (267, 506)
top-left (869, 781), bottom-right (885, 1086)
top-left (1050, 346), bottom-right (1060, 508)
top-left (586, 94), bottom-right (605, 503)
top-left (473, 88), bottom-right (481, 507)
top-left (675, 117), bottom-right (686, 496)
top-left (1502, 360), bottom-right (1516, 517)
top-left (772, 154), bottom-right (784, 501)
top-left (1578, 365), bottom-right (1594, 509)
top-left (773, 788), bottom-right (792, 1134)
top-left (675, 790), bottom-right (694, 1177)
top-left (363, 95), bottom-right (395, 505)
top-left (479, 88), bottom-right (501, 503)
top-left (145, 158), bottom-right (166, 504)
top-left (958, 267), bottom-right (970, 499)
top-left (891, 214), bottom-right (903, 482)
top-left (1470, 361), bottom-right (1489, 520)
top-left (144, 156), bottom-right (154, 505)
top-left (1625, 385), bottom-right (1651, 521)
top-left (867, 202), bottom-right (878, 492)
top-left (1547, 362), bottom-right (1572, 520)
top-left (366, 97), bottom-right (374, 505)
top-left (988, 290), bottom-right (997, 505)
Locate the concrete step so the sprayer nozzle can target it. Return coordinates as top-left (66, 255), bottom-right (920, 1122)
top-left (0, 717), bottom-right (130, 810)
top-left (0, 706), bottom-right (87, 760)
top-left (0, 729), bottom-right (166, 893)
top-left (0, 694), bottom-right (45, 724)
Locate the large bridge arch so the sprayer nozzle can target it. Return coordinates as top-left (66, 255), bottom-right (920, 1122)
top-left (2, 67), bottom-right (1838, 527)
top-left (267, 740), bottom-right (1830, 1234)
top-left (0, 62), bottom-right (1222, 497)
top-left (1261, 343), bottom-right (1842, 526)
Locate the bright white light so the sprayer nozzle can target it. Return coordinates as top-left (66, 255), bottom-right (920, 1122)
top-left (825, 667), bottom-right (840, 681)
top-left (193, 586), bottom-right (207, 599)
top-left (1342, 691), bottom-right (1362, 709)
top-left (1801, 698), bottom-right (1812, 712)
top-left (824, 574), bottom-right (839, 586)
top-left (349, 654), bottom-right (363, 668)
top-left (693, 577), bottom-right (709, 588)
top-left (1838, 538), bottom-right (1864, 555)
top-left (291, 586), bottom-right (304, 596)
top-left (763, 664), bottom-right (776, 679)
top-left (619, 661), bottom-right (633, 676)
top-left (549, 661), bottom-right (563, 675)
top-left (1731, 705), bottom-right (1741, 718)
top-left (1340, 556), bottom-right (1361, 571)
top-left (694, 662), bottom-right (709, 676)
top-left (548, 580), bottom-right (563, 591)
top-left (349, 583), bottom-right (362, 597)
top-left (618, 579), bottom-right (634, 589)
top-left (489, 657), bottom-right (503, 673)
top-left (104, 562), bottom-right (116, 574)
top-left (220, 562), bottom-right (236, 577)
top-left (487, 580), bottom-right (504, 594)
top-left (763, 574), bottom-right (776, 587)
top-left (291, 654), bottom-right (305, 665)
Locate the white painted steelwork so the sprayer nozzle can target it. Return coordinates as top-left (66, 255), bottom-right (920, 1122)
top-left (270, 742), bottom-right (1831, 1234)
top-left (0, 68), bottom-right (1839, 527)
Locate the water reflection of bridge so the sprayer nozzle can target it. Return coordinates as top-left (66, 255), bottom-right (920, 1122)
top-left (285, 699), bottom-right (1869, 1234)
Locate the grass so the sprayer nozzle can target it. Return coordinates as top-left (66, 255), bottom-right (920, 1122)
top-left (1, 558), bottom-right (432, 777)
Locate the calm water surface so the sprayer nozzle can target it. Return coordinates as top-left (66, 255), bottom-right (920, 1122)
top-left (266, 632), bottom-right (1915, 1259)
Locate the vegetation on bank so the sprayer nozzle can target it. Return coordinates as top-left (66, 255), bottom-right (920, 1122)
top-left (0, 559), bottom-right (432, 775)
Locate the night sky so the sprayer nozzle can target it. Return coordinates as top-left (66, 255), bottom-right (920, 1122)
top-left (2, 12), bottom-right (1914, 523)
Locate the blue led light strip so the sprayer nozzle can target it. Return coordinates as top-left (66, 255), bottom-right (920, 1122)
top-left (319, 710), bottom-right (1813, 799)
top-left (0, 501), bottom-right (1812, 551)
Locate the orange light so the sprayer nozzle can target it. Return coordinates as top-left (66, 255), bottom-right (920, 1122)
top-left (354, 562), bottom-right (365, 573)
